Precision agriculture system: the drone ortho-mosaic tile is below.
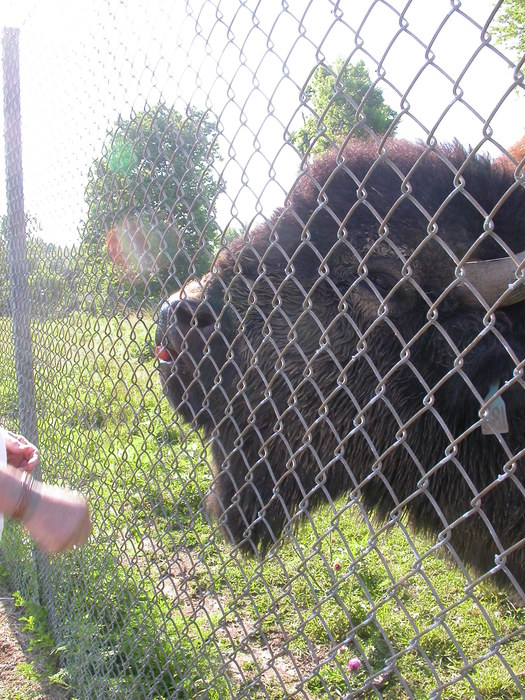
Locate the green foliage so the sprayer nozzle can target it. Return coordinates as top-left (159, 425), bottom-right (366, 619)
top-left (49, 545), bottom-right (229, 699)
top-left (291, 59), bottom-right (398, 156)
top-left (492, 0), bottom-right (525, 59)
top-left (4, 589), bottom-right (68, 694)
top-left (13, 590), bottom-right (56, 654)
top-left (0, 215), bottom-right (76, 317)
top-left (26, 238), bottom-right (82, 316)
top-left (84, 103), bottom-right (223, 300)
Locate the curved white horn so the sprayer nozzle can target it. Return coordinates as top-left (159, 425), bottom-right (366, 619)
top-left (461, 250), bottom-right (525, 307)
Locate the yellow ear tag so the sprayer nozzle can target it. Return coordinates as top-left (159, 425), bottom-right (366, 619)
top-left (481, 383), bottom-right (509, 435)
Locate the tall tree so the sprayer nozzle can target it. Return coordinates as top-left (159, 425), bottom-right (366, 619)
top-left (84, 103), bottom-right (222, 295)
top-left (291, 59), bottom-right (398, 157)
top-left (492, 0), bottom-right (525, 59)
top-left (0, 215), bottom-right (78, 316)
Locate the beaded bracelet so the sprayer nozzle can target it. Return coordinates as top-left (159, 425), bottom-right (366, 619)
top-left (12, 470), bottom-right (34, 521)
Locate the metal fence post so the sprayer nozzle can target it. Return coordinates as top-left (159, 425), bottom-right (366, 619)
top-left (2, 27), bottom-right (39, 456)
top-left (2, 26), bottom-right (50, 609)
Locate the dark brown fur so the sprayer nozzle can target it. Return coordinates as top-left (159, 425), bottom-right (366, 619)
top-left (157, 140), bottom-right (525, 596)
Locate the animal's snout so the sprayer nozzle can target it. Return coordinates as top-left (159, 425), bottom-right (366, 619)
top-left (174, 295), bottom-right (215, 331)
top-left (155, 291), bottom-right (215, 357)
top-left (159, 296), bottom-right (199, 336)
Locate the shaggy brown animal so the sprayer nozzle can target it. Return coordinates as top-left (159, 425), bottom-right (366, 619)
top-left (156, 140), bottom-right (525, 596)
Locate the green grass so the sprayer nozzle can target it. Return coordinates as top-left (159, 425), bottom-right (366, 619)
top-left (0, 563), bottom-right (68, 699)
top-left (0, 311), bottom-right (523, 699)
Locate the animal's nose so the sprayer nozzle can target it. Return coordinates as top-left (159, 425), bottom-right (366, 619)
top-left (155, 294), bottom-right (215, 350)
top-left (170, 296), bottom-right (200, 329)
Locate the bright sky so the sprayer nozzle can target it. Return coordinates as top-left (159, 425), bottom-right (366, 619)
top-left (0, 0), bottom-right (523, 245)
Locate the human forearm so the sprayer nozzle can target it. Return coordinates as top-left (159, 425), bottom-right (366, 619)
top-left (0, 462), bottom-right (92, 552)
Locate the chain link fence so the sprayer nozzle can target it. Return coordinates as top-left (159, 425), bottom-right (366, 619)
top-left (1, 1), bottom-right (524, 698)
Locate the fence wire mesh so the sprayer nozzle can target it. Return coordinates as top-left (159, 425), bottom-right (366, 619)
top-left (1, 1), bottom-right (524, 698)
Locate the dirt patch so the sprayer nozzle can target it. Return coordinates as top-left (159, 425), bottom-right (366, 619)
top-left (156, 546), bottom-right (319, 698)
top-left (0, 587), bottom-right (68, 700)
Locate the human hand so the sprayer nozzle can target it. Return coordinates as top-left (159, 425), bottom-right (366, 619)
top-left (2, 429), bottom-right (40, 472)
top-left (21, 481), bottom-right (92, 553)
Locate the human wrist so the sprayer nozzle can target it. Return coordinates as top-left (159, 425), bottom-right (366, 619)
top-left (17, 478), bottom-right (43, 526)
top-left (11, 470), bottom-right (34, 520)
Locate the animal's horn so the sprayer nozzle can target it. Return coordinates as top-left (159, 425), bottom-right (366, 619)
top-left (460, 250), bottom-right (525, 307)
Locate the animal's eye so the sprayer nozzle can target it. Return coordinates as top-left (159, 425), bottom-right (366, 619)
top-left (368, 273), bottom-right (394, 295)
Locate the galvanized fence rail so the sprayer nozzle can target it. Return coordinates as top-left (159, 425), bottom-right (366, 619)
top-left (1, 1), bottom-right (524, 698)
